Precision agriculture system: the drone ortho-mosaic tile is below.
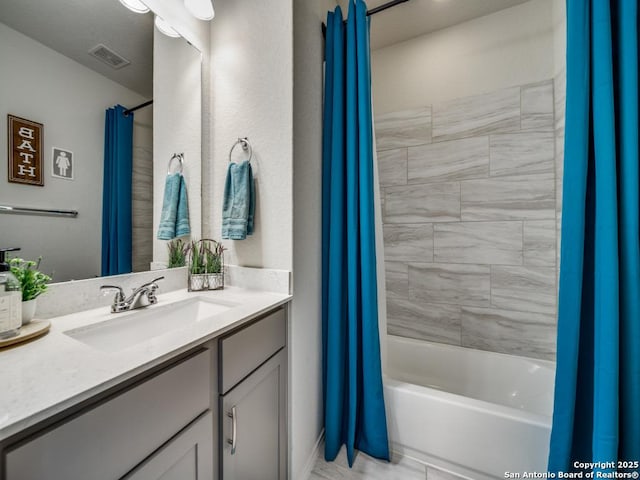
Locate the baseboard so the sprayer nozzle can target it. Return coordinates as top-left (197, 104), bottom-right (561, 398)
top-left (298, 429), bottom-right (325, 480)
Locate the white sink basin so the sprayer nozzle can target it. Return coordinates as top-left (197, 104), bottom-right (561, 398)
top-left (64, 298), bottom-right (234, 353)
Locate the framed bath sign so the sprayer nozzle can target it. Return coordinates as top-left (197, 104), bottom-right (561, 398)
top-left (7, 114), bottom-right (44, 186)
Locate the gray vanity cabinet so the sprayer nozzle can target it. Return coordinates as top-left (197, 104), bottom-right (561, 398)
top-left (123, 411), bottom-right (213, 480)
top-left (218, 308), bottom-right (287, 480)
top-left (4, 350), bottom-right (213, 480)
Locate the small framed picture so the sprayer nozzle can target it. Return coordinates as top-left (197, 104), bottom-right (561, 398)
top-left (51, 147), bottom-right (74, 180)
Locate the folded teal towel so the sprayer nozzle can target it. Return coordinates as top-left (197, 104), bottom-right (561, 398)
top-left (157, 173), bottom-right (190, 240)
top-left (222, 161), bottom-right (255, 240)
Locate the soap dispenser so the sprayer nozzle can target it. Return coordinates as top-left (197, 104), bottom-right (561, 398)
top-left (0, 247), bottom-right (22, 339)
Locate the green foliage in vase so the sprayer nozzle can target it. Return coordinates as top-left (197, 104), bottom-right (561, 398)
top-left (189, 240), bottom-right (206, 275)
top-left (188, 239), bottom-right (225, 275)
top-left (167, 239), bottom-right (188, 268)
top-left (9, 257), bottom-right (52, 301)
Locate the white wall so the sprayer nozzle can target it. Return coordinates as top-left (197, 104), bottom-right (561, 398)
top-left (152, 32), bottom-right (202, 266)
top-left (291, 1), bottom-right (336, 477)
top-left (371, 0), bottom-right (556, 114)
top-left (207, 0), bottom-right (294, 271)
top-left (0, 23), bottom-right (148, 281)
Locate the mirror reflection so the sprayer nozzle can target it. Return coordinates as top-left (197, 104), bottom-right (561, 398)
top-left (0, 0), bottom-right (201, 282)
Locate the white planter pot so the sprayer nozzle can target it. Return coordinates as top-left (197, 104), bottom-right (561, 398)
top-left (22, 299), bottom-right (37, 325)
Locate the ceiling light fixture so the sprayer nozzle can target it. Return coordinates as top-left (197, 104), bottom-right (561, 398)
top-left (154, 16), bottom-right (181, 38)
top-left (118, 0), bottom-right (150, 14)
top-left (184, 0), bottom-right (215, 21)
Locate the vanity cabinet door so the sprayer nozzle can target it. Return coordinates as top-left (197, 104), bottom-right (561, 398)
top-left (123, 411), bottom-right (213, 480)
top-left (221, 349), bottom-right (286, 480)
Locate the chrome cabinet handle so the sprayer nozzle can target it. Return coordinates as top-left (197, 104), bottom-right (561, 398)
top-left (227, 406), bottom-right (237, 455)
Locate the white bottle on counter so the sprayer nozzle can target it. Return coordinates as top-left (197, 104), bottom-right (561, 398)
top-left (0, 248), bottom-right (22, 339)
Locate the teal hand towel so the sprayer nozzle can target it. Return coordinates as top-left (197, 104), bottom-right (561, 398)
top-left (222, 161), bottom-right (255, 240)
top-left (157, 173), bottom-right (190, 240)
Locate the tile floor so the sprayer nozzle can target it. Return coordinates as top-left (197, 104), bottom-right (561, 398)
top-left (309, 446), bottom-right (464, 480)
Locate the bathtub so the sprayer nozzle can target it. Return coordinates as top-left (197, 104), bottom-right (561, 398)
top-left (384, 335), bottom-right (555, 480)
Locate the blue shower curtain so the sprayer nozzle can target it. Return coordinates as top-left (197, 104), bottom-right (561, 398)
top-left (101, 105), bottom-right (133, 276)
top-left (322, 0), bottom-right (389, 466)
top-left (549, 0), bottom-right (640, 474)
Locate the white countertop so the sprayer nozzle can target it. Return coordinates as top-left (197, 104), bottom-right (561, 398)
top-left (0, 287), bottom-right (291, 442)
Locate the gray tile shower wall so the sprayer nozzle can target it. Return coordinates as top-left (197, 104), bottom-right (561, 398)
top-left (376, 80), bottom-right (560, 361)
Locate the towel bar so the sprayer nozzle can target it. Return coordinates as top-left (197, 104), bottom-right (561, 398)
top-left (167, 153), bottom-right (184, 175)
top-left (0, 205), bottom-right (78, 218)
top-left (228, 137), bottom-right (253, 163)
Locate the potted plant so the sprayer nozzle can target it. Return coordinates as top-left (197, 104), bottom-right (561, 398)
top-left (187, 239), bottom-right (225, 291)
top-left (9, 257), bottom-right (52, 325)
top-left (167, 238), bottom-right (188, 268)
top-left (205, 241), bottom-right (225, 290)
top-left (188, 240), bottom-right (208, 291)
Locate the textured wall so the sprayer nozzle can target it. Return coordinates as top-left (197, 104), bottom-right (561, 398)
top-left (377, 81), bottom-right (560, 361)
top-left (207, 0), bottom-right (293, 271)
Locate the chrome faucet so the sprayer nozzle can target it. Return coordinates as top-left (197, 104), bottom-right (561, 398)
top-left (100, 277), bottom-right (164, 313)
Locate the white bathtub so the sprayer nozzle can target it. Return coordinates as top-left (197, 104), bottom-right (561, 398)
top-left (384, 335), bottom-right (555, 480)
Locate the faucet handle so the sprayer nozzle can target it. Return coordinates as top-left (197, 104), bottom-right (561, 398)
top-left (100, 285), bottom-right (126, 313)
top-left (100, 285), bottom-right (125, 300)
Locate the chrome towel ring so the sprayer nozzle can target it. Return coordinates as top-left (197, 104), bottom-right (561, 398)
top-left (228, 137), bottom-right (253, 163)
top-left (168, 153), bottom-right (184, 175)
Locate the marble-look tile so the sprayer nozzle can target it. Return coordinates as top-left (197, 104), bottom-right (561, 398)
top-left (375, 107), bottom-right (432, 151)
top-left (384, 183), bottom-right (460, 224)
top-left (309, 471), bottom-right (333, 480)
top-left (491, 266), bottom-right (556, 314)
top-left (554, 69), bottom-right (566, 133)
top-left (132, 145), bottom-right (153, 274)
top-left (427, 467), bottom-right (467, 480)
top-left (337, 446), bottom-right (426, 480)
top-left (489, 132), bottom-right (554, 176)
top-left (555, 70), bottom-right (566, 219)
top-left (311, 446), bottom-right (426, 480)
top-left (556, 133), bottom-right (564, 216)
top-left (409, 263), bottom-right (490, 307)
top-left (378, 148), bottom-right (408, 187)
top-left (385, 262), bottom-right (408, 301)
top-left (407, 136), bottom-right (489, 184)
top-left (432, 87), bottom-right (520, 142)
top-left (557, 215), bottom-right (562, 286)
top-left (387, 295), bottom-right (462, 345)
top-left (461, 306), bottom-right (556, 360)
top-left (524, 220), bottom-right (556, 267)
top-left (383, 224), bottom-right (434, 262)
top-left (433, 222), bottom-right (523, 265)
top-left (521, 81), bottom-right (554, 131)
top-left (461, 173), bottom-right (555, 221)
top-left (132, 226), bottom-right (153, 272)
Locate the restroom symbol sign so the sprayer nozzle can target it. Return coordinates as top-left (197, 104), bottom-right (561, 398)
top-left (8, 114), bottom-right (44, 186)
top-left (52, 148), bottom-right (74, 180)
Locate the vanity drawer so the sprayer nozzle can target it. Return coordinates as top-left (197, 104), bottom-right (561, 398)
top-left (219, 307), bottom-right (286, 394)
top-left (6, 349), bottom-right (211, 480)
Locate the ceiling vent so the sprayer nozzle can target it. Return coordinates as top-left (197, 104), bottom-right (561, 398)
top-left (88, 44), bottom-right (130, 70)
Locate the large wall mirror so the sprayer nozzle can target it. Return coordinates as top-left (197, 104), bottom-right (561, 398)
top-left (0, 0), bottom-right (202, 282)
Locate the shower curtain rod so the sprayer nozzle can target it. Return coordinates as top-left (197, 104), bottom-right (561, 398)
top-left (321, 0), bottom-right (410, 38)
top-left (124, 99), bottom-right (153, 116)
